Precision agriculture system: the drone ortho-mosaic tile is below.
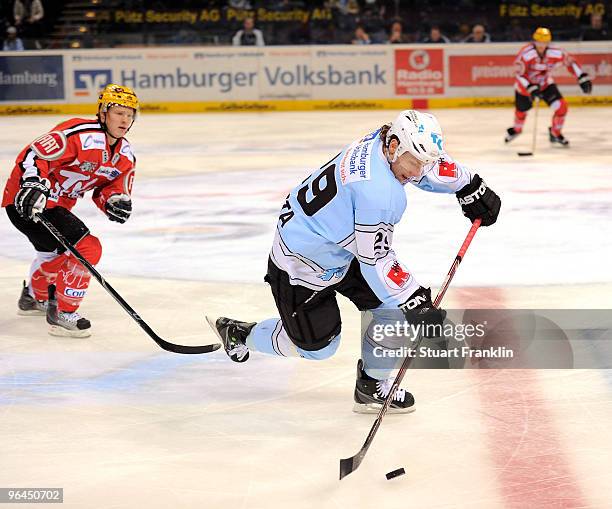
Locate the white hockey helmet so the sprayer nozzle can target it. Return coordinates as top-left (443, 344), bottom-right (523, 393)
top-left (386, 110), bottom-right (444, 164)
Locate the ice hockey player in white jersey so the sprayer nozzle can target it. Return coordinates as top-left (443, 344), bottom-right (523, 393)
top-left (208, 110), bottom-right (501, 413)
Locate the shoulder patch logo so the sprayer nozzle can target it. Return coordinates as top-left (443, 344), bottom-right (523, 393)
top-left (30, 131), bottom-right (67, 161)
top-left (438, 160), bottom-right (457, 178)
top-left (383, 259), bottom-right (411, 290)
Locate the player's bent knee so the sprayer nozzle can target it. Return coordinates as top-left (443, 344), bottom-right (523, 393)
top-left (551, 98), bottom-right (568, 115)
top-left (296, 335), bottom-right (341, 360)
top-left (75, 235), bottom-right (102, 265)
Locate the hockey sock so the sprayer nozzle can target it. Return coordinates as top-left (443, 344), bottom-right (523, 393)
top-left (513, 109), bottom-right (527, 133)
top-left (54, 235), bottom-right (102, 312)
top-left (362, 307), bottom-right (412, 380)
top-left (30, 252), bottom-right (63, 301)
top-left (550, 99), bottom-right (568, 137)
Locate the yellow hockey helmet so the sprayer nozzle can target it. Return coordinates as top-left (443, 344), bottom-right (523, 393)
top-left (97, 84), bottom-right (139, 116)
top-left (533, 27), bottom-right (552, 42)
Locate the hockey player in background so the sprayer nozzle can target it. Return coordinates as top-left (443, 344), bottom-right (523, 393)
top-left (2, 84), bottom-right (139, 337)
top-left (505, 27), bottom-right (593, 147)
top-left (208, 110), bottom-right (501, 413)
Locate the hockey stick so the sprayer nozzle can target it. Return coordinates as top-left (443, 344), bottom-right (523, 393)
top-left (517, 97), bottom-right (540, 157)
top-left (339, 218), bottom-right (482, 480)
top-left (36, 213), bottom-right (220, 355)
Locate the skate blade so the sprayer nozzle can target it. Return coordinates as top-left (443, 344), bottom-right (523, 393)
top-left (17, 308), bottom-right (46, 316)
top-left (352, 402), bottom-right (416, 414)
top-left (48, 325), bottom-right (91, 338)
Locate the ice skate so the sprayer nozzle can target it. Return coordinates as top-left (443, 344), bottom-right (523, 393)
top-left (206, 316), bottom-right (255, 362)
top-left (504, 127), bottom-right (521, 143)
top-left (46, 285), bottom-right (91, 338)
top-left (17, 280), bottom-right (47, 316)
top-left (549, 127), bottom-right (569, 146)
top-left (353, 359), bottom-right (415, 414)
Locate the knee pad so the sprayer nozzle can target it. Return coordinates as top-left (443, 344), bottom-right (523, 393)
top-left (74, 235), bottom-right (102, 265)
top-left (297, 335), bottom-right (341, 360)
top-left (551, 98), bottom-right (568, 116)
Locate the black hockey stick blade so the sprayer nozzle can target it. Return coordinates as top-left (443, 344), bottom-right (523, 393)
top-left (340, 449), bottom-right (368, 480)
top-left (36, 213), bottom-right (221, 355)
top-left (517, 151), bottom-right (533, 156)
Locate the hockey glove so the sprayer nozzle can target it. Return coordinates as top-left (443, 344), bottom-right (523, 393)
top-left (400, 287), bottom-right (446, 339)
top-left (456, 174), bottom-right (501, 227)
top-left (526, 83), bottom-right (541, 99)
top-left (14, 176), bottom-right (50, 221)
top-left (105, 194), bottom-right (132, 224)
top-left (578, 73), bottom-right (592, 94)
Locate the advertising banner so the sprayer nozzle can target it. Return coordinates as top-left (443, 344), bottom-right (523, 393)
top-left (66, 46), bottom-right (393, 103)
top-left (395, 48), bottom-right (444, 96)
top-left (0, 42), bottom-right (610, 113)
top-left (0, 55), bottom-right (64, 101)
top-left (449, 52), bottom-right (612, 87)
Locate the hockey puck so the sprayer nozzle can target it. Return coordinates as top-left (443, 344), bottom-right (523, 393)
top-left (385, 468), bottom-right (405, 480)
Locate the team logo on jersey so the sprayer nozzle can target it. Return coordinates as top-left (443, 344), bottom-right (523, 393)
top-left (339, 140), bottom-right (372, 185)
top-left (30, 131), bottom-right (67, 161)
top-left (318, 266), bottom-right (347, 281)
top-left (383, 259), bottom-right (411, 290)
top-left (438, 159), bottom-right (457, 178)
top-left (95, 166), bottom-right (121, 180)
top-left (79, 161), bottom-right (97, 173)
top-left (111, 153), bottom-right (120, 166)
top-left (80, 132), bottom-right (106, 151)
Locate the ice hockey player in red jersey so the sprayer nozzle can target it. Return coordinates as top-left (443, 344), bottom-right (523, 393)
top-left (2, 84), bottom-right (139, 337)
top-left (505, 27), bottom-right (593, 147)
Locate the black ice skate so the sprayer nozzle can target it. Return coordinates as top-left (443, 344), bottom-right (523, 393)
top-left (46, 285), bottom-right (91, 338)
top-left (549, 128), bottom-right (569, 146)
top-left (17, 280), bottom-right (47, 316)
top-left (504, 127), bottom-right (521, 143)
top-left (206, 316), bottom-right (255, 362)
top-left (353, 359), bottom-right (415, 414)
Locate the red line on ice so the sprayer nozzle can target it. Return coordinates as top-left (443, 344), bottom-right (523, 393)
top-left (461, 287), bottom-right (587, 508)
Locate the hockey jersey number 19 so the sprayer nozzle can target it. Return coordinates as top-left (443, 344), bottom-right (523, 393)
top-left (270, 128), bottom-right (471, 308)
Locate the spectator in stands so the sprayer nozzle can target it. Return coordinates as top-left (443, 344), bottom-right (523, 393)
top-left (232, 17), bottom-right (265, 46)
top-left (387, 21), bottom-right (407, 44)
top-left (422, 25), bottom-right (450, 43)
top-left (463, 23), bottom-right (491, 43)
top-left (3, 26), bottom-right (24, 51)
top-left (581, 13), bottom-right (609, 41)
top-left (13, 0), bottom-right (43, 27)
top-left (352, 25), bottom-right (371, 44)
top-left (13, 0), bottom-right (44, 48)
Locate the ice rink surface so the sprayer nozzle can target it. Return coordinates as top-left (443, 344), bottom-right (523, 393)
top-left (1, 107), bottom-right (612, 508)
